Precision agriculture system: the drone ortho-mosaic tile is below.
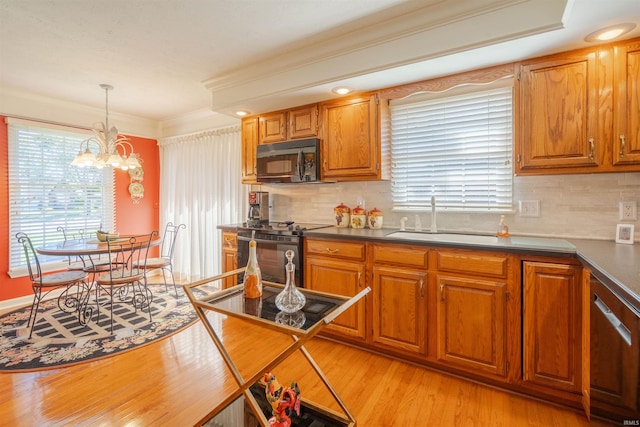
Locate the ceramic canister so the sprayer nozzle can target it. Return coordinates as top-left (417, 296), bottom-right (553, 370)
top-left (367, 207), bottom-right (384, 229)
top-left (334, 202), bottom-right (351, 228)
top-left (350, 205), bottom-right (366, 229)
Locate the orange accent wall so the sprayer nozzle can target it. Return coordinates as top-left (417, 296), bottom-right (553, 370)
top-left (0, 116), bottom-right (160, 301)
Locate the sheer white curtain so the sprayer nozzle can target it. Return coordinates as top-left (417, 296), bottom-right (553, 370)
top-left (158, 125), bottom-right (246, 281)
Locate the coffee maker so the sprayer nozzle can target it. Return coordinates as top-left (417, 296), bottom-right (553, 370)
top-left (247, 191), bottom-right (269, 227)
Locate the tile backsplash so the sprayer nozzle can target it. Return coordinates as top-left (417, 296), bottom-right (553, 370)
top-left (259, 172), bottom-right (640, 242)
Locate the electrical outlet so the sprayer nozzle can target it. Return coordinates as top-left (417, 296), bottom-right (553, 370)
top-left (619, 201), bottom-right (637, 220)
top-left (519, 200), bottom-right (540, 217)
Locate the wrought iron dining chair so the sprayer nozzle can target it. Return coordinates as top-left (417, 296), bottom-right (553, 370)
top-left (16, 232), bottom-right (90, 338)
top-left (95, 231), bottom-right (158, 333)
top-left (56, 226), bottom-right (113, 274)
top-left (132, 222), bottom-right (186, 297)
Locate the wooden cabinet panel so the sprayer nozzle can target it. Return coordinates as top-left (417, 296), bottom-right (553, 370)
top-left (305, 239), bottom-right (366, 261)
top-left (613, 39), bottom-right (640, 165)
top-left (523, 261), bottom-right (582, 392)
top-left (435, 275), bottom-right (507, 377)
top-left (259, 112), bottom-right (287, 144)
top-left (517, 52), bottom-right (599, 172)
top-left (221, 231), bottom-right (238, 289)
top-left (371, 244), bottom-right (429, 269)
top-left (289, 105), bottom-right (318, 139)
top-left (321, 94), bottom-right (379, 181)
top-left (371, 265), bottom-right (427, 355)
top-left (241, 117), bottom-right (259, 183)
top-left (304, 256), bottom-right (366, 341)
top-left (436, 250), bottom-right (508, 278)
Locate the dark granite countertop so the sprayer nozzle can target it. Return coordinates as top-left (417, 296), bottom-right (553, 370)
top-left (219, 224), bottom-right (640, 315)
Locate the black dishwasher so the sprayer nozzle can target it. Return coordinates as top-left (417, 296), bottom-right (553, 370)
top-left (590, 276), bottom-right (640, 423)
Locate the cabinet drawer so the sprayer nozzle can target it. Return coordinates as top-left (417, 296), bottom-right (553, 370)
top-left (222, 231), bottom-right (237, 249)
top-left (305, 238), bottom-right (366, 261)
top-left (436, 250), bottom-right (509, 278)
top-left (371, 244), bottom-right (429, 269)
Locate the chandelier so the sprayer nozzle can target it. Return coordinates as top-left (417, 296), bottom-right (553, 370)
top-left (71, 84), bottom-right (142, 170)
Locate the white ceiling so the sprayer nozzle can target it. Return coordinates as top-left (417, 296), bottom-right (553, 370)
top-left (0, 0), bottom-right (638, 123)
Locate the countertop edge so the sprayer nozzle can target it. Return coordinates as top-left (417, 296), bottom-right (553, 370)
top-left (218, 225), bottom-right (640, 314)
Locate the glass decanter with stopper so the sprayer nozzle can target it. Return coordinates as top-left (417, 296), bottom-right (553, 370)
top-left (243, 231), bottom-right (262, 299)
top-left (275, 250), bottom-right (306, 313)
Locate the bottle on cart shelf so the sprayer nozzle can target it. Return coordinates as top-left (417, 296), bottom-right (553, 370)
top-left (243, 231), bottom-right (262, 299)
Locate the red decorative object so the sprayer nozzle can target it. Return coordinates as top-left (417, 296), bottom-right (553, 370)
top-left (263, 372), bottom-right (301, 427)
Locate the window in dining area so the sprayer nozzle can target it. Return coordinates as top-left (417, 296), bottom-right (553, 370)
top-left (7, 118), bottom-right (115, 275)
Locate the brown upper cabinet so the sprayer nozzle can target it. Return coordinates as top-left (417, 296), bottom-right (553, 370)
top-left (289, 105), bottom-right (319, 140)
top-left (241, 116), bottom-right (259, 184)
top-left (259, 104), bottom-right (320, 145)
top-left (259, 111), bottom-right (287, 144)
top-left (320, 93), bottom-right (380, 181)
top-left (613, 39), bottom-right (640, 166)
top-left (516, 50), bottom-right (600, 172)
top-left (242, 104), bottom-right (320, 183)
top-left (515, 37), bottom-right (640, 175)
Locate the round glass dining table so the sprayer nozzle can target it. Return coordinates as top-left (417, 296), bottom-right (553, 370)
top-left (36, 236), bottom-right (161, 257)
top-left (36, 235), bottom-right (162, 327)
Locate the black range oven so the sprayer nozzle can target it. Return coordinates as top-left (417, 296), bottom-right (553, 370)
top-left (237, 222), bottom-right (331, 287)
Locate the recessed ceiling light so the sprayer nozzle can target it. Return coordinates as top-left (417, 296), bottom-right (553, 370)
top-left (235, 110), bottom-right (249, 117)
top-left (332, 87), bottom-right (352, 95)
top-left (585, 23), bottom-right (636, 42)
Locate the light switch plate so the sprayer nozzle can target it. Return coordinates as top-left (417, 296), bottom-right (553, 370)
top-left (619, 201), bottom-right (637, 220)
top-left (519, 200), bottom-right (540, 217)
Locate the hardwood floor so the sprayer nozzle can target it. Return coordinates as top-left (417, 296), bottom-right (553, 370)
top-left (0, 306), bottom-right (614, 427)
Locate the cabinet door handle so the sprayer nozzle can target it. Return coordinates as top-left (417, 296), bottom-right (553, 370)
top-left (620, 134), bottom-right (626, 158)
top-left (357, 271), bottom-right (362, 289)
top-left (325, 248), bottom-right (340, 254)
top-left (419, 278), bottom-right (424, 299)
top-left (588, 137), bottom-right (595, 160)
top-left (440, 283), bottom-right (445, 302)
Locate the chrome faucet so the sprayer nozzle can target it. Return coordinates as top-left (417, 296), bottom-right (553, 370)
top-left (430, 196), bottom-right (437, 233)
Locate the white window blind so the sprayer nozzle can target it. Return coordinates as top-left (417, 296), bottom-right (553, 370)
top-left (7, 119), bottom-right (115, 274)
top-left (390, 84), bottom-right (513, 212)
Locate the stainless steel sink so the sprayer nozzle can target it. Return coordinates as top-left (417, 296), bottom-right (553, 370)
top-left (385, 231), bottom-right (500, 245)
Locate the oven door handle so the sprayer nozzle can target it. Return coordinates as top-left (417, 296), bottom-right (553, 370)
top-left (237, 235), bottom-right (268, 243)
top-left (237, 235), bottom-right (299, 244)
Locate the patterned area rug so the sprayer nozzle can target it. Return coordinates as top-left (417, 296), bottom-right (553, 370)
top-left (0, 283), bottom-right (198, 372)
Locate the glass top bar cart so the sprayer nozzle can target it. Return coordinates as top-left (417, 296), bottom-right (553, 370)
top-left (184, 267), bottom-right (370, 427)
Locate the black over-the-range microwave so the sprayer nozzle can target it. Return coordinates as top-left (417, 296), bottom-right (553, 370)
top-left (256, 138), bottom-right (320, 183)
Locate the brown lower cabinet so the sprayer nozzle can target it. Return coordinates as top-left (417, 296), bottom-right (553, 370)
top-left (221, 231), bottom-right (238, 289)
top-left (522, 261), bottom-right (583, 393)
top-left (304, 238), bottom-right (367, 341)
top-left (303, 237), bottom-right (591, 415)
